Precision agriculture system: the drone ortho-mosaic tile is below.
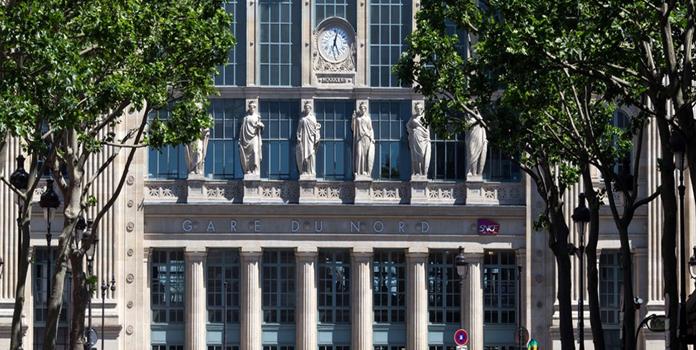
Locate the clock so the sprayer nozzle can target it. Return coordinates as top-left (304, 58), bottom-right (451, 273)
top-left (318, 25), bottom-right (352, 63)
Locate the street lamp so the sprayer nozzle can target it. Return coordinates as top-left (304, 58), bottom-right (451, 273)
top-left (84, 220), bottom-right (97, 350)
top-left (10, 155), bottom-right (30, 277)
top-left (223, 280), bottom-right (229, 350)
top-left (101, 276), bottom-right (116, 350)
top-left (570, 193), bottom-right (590, 350)
top-left (39, 178), bottom-right (61, 307)
top-left (455, 247), bottom-right (467, 278)
top-left (669, 130), bottom-right (688, 347)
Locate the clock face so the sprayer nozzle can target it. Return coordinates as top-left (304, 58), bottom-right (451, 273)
top-left (319, 26), bottom-right (351, 63)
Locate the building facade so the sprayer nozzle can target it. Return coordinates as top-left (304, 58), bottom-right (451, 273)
top-left (0, 0), bottom-right (694, 349)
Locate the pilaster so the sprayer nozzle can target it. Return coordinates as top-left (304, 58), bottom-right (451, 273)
top-left (351, 250), bottom-right (373, 350)
top-left (246, 0), bottom-right (257, 85)
top-left (460, 252), bottom-right (483, 350)
top-left (241, 250), bottom-right (263, 350)
top-left (301, 0), bottom-right (312, 86)
top-left (296, 250), bottom-right (318, 350)
top-left (185, 250), bottom-right (207, 350)
top-left (406, 252), bottom-right (428, 350)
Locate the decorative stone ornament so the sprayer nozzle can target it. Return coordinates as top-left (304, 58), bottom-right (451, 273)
top-left (296, 101), bottom-right (321, 179)
top-left (465, 117), bottom-right (488, 181)
top-left (312, 17), bottom-right (357, 85)
top-left (239, 100), bottom-right (264, 179)
top-left (407, 102), bottom-right (431, 179)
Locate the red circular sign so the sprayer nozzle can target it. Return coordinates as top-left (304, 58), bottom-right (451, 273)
top-left (454, 329), bottom-right (469, 345)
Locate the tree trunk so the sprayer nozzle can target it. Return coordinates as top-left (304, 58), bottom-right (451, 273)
top-left (617, 226), bottom-right (636, 350)
top-left (656, 112), bottom-right (680, 350)
top-left (551, 204), bottom-right (576, 350)
top-left (582, 169), bottom-right (606, 350)
top-left (68, 256), bottom-right (89, 350)
top-left (9, 204), bottom-right (31, 350)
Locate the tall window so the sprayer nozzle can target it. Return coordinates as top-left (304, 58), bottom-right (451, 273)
top-left (429, 132), bottom-right (466, 181)
top-left (373, 250), bottom-right (406, 323)
top-left (215, 0), bottom-right (246, 86)
top-left (369, 0), bottom-right (411, 87)
top-left (612, 109), bottom-right (631, 176)
top-left (318, 250), bottom-right (351, 323)
top-left (262, 250), bottom-right (296, 323)
top-left (259, 0), bottom-right (300, 86)
top-left (371, 101), bottom-right (410, 180)
top-left (206, 99), bottom-right (246, 179)
top-left (315, 100), bottom-right (354, 180)
top-left (315, 0), bottom-right (355, 26)
top-left (148, 109), bottom-right (186, 179)
top-left (483, 148), bottom-right (520, 182)
top-left (33, 248), bottom-right (71, 350)
top-left (428, 251), bottom-right (461, 324)
top-left (151, 250), bottom-right (185, 349)
top-left (600, 251), bottom-right (622, 350)
top-left (260, 100), bottom-right (299, 179)
top-left (207, 250), bottom-right (241, 350)
top-left (483, 251), bottom-right (517, 325)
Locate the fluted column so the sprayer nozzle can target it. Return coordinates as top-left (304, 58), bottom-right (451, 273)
top-left (241, 250), bottom-right (263, 350)
top-left (461, 252), bottom-right (483, 350)
top-left (296, 250), bottom-right (318, 350)
top-left (352, 250), bottom-right (373, 350)
top-left (407, 252), bottom-right (428, 350)
top-left (185, 250), bottom-right (207, 350)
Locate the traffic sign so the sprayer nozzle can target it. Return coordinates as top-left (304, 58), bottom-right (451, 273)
top-left (454, 329), bottom-right (469, 346)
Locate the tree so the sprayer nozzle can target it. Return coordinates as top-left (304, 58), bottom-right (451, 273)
top-left (0, 1), bottom-right (235, 349)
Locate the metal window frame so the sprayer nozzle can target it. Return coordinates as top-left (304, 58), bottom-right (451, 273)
top-left (372, 249), bottom-right (406, 324)
top-left (318, 249), bottom-right (352, 324)
top-left (427, 250), bottom-right (461, 324)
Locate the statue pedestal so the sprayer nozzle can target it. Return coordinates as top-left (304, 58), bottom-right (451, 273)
top-left (410, 176), bottom-right (430, 205)
top-left (186, 175), bottom-right (207, 203)
top-left (298, 177), bottom-right (317, 204)
top-left (353, 176), bottom-right (372, 204)
top-left (465, 177), bottom-right (496, 205)
top-left (242, 173), bottom-right (262, 203)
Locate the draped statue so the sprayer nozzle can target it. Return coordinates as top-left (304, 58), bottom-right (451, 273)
top-left (466, 117), bottom-right (488, 178)
top-left (407, 102), bottom-right (431, 178)
top-left (239, 101), bottom-right (265, 176)
top-left (185, 127), bottom-right (210, 176)
top-left (351, 102), bottom-right (375, 178)
top-left (296, 101), bottom-right (321, 178)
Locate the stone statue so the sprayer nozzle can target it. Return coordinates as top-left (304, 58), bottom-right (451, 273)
top-left (185, 127), bottom-right (210, 176)
top-left (407, 102), bottom-right (431, 178)
top-left (351, 102), bottom-right (375, 178)
top-left (466, 118), bottom-right (488, 178)
top-left (239, 101), bottom-right (265, 176)
top-left (296, 101), bottom-right (321, 178)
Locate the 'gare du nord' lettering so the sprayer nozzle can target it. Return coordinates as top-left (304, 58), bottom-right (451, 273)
top-left (180, 219), bottom-right (431, 234)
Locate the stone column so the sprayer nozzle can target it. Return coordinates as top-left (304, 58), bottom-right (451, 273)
top-left (461, 252), bottom-right (483, 350)
top-left (296, 250), bottom-right (318, 350)
top-left (407, 252), bottom-right (428, 350)
top-left (241, 250), bottom-right (263, 350)
top-left (352, 250), bottom-right (373, 350)
top-left (185, 250), bottom-right (207, 350)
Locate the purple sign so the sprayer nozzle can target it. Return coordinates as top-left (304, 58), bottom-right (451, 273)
top-left (478, 219), bottom-right (500, 235)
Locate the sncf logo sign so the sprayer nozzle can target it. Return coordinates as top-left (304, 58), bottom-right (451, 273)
top-left (477, 218), bottom-right (500, 235)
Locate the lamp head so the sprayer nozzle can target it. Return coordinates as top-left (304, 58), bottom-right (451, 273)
top-left (110, 275), bottom-right (116, 291)
top-left (571, 193), bottom-right (590, 236)
top-left (9, 155), bottom-right (29, 191)
top-left (669, 130), bottom-right (686, 170)
top-left (84, 220), bottom-right (97, 262)
top-left (689, 246), bottom-right (696, 279)
top-left (40, 179), bottom-right (61, 221)
top-left (454, 247), bottom-right (467, 277)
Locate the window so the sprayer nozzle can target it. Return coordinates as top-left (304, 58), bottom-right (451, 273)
top-left (151, 250), bottom-right (185, 324)
top-left (318, 249), bottom-right (351, 323)
top-left (206, 99), bottom-right (246, 179)
top-left (445, 21), bottom-right (470, 58)
top-left (600, 251), bottom-right (622, 350)
top-left (262, 250), bottom-right (296, 323)
top-left (429, 132), bottom-right (466, 181)
top-left (207, 249), bottom-right (241, 324)
top-left (430, 346), bottom-right (456, 350)
top-left (148, 109), bottom-right (186, 179)
top-left (320, 346), bottom-right (351, 350)
top-left (428, 251), bottom-right (461, 324)
top-left (315, 0), bottom-right (355, 26)
top-left (369, 0), bottom-right (411, 87)
top-left (215, 0), bottom-right (246, 86)
top-left (208, 346), bottom-right (240, 350)
top-left (152, 346), bottom-right (184, 350)
top-left (483, 148), bottom-right (520, 182)
top-left (260, 100), bottom-right (299, 179)
top-left (373, 250), bottom-right (406, 323)
top-left (612, 109), bottom-right (631, 176)
top-left (315, 100), bottom-right (354, 180)
top-left (33, 248), bottom-right (71, 350)
top-left (259, 0), bottom-right (300, 86)
top-left (483, 251), bottom-right (517, 325)
top-left (370, 101), bottom-right (410, 180)
top-left (374, 346), bottom-right (405, 350)
top-left (264, 346), bottom-right (295, 350)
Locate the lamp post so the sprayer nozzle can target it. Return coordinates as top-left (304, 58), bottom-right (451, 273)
top-left (518, 265), bottom-right (523, 349)
top-left (10, 155), bottom-right (30, 276)
top-left (84, 220), bottom-right (97, 350)
top-left (101, 276), bottom-right (116, 350)
top-left (223, 280), bottom-right (228, 350)
top-left (570, 193), bottom-right (590, 350)
top-left (39, 178), bottom-right (61, 310)
top-left (670, 130), bottom-right (688, 348)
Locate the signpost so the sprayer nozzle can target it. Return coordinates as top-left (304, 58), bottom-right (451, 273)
top-left (454, 328), bottom-right (469, 348)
